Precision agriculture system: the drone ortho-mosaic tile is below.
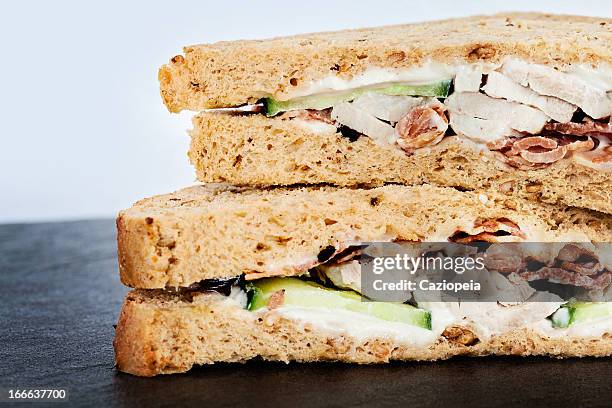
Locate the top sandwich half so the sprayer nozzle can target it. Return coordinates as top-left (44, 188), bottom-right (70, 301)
top-left (159, 13), bottom-right (612, 213)
top-left (160, 13), bottom-right (612, 111)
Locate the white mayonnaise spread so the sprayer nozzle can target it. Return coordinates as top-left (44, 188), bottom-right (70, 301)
top-left (289, 59), bottom-right (612, 100)
top-left (275, 306), bottom-right (438, 347)
top-left (226, 285), bottom-right (248, 308)
top-left (531, 315), bottom-right (612, 339)
top-left (257, 299), bottom-right (612, 347)
top-left (287, 61), bottom-right (498, 99)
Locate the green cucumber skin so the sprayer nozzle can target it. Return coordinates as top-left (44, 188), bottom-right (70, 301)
top-left (345, 302), bottom-right (432, 329)
top-left (246, 277), bottom-right (432, 330)
top-left (551, 302), bottom-right (612, 328)
top-left (264, 80), bottom-right (452, 117)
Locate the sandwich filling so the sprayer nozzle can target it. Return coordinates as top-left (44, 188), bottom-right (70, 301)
top-left (211, 59), bottom-right (612, 171)
top-left (176, 219), bottom-right (612, 348)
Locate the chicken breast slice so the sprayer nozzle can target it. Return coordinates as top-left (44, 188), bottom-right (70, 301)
top-left (501, 59), bottom-right (612, 119)
top-left (454, 66), bottom-right (483, 93)
top-left (483, 71), bottom-right (576, 123)
top-left (449, 113), bottom-right (519, 144)
top-left (445, 92), bottom-right (549, 134)
top-left (350, 93), bottom-right (426, 122)
top-left (331, 102), bottom-right (396, 145)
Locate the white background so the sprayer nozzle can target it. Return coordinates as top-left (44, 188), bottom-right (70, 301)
top-left (1, 0), bottom-right (610, 223)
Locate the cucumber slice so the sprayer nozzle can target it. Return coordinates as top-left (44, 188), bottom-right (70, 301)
top-left (246, 277), bottom-right (431, 330)
top-left (264, 80), bottom-right (452, 117)
top-left (551, 301), bottom-right (612, 328)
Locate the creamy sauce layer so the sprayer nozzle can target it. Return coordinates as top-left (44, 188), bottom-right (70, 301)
top-left (531, 315), bottom-right (612, 339)
top-left (275, 306), bottom-right (438, 347)
top-left (289, 60), bottom-right (612, 99)
top-left (248, 297), bottom-right (610, 348)
top-left (288, 61), bottom-right (495, 99)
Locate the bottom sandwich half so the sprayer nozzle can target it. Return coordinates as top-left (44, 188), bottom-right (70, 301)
top-left (114, 287), bottom-right (612, 377)
top-left (114, 184), bottom-right (612, 376)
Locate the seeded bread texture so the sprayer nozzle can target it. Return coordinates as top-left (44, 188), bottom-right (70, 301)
top-left (189, 113), bottom-right (612, 214)
top-left (114, 290), bottom-right (612, 376)
top-left (117, 184), bottom-right (611, 289)
top-left (159, 13), bottom-right (612, 111)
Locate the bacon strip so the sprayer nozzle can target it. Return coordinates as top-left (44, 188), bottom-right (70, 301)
top-left (507, 136), bottom-right (558, 155)
top-left (396, 104), bottom-right (448, 152)
top-left (520, 267), bottom-right (611, 290)
top-left (544, 118), bottom-right (612, 137)
top-left (296, 108), bottom-right (335, 124)
top-left (449, 218), bottom-right (525, 243)
top-left (483, 243), bottom-right (527, 273)
top-left (491, 134), bottom-right (596, 170)
top-left (519, 146), bottom-right (567, 164)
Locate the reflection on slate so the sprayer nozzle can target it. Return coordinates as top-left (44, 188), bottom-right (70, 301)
top-left (1, 221), bottom-right (612, 407)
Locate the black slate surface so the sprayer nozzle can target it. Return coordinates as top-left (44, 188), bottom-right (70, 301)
top-left (1, 220), bottom-right (612, 407)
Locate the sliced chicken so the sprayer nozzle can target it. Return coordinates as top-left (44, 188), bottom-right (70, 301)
top-left (445, 92), bottom-right (550, 134)
top-left (501, 59), bottom-right (612, 120)
top-left (317, 261), bottom-right (362, 293)
top-left (331, 102), bottom-right (396, 145)
top-left (350, 93), bottom-right (426, 122)
top-left (483, 71), bottom-right (576, 123)
top-left (567, 65), bottom-right (612, 91)
top-left (454, 66), bottom-right (483, 93)
top-left (450, 113), bottom-right (519, 144)
top-left (454, 295), bottom-right (563, 334)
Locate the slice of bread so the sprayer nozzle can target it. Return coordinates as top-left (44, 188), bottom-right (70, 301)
top-left (114, 289), bottom-right (612, 376)
top-left (190, 113), bottom-right (612, 214)
top-left (159, 13), bottom-right (612, 111)
top-left (117, 184), bottom-right (611, 289)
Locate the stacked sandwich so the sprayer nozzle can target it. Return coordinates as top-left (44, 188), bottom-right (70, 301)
top-left (114, 13), bottom-right (612, 376)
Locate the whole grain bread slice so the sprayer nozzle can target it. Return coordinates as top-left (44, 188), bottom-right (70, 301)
top-left (117, 184), bottom-right (611, 289)
top-left (159, 13), bottom-right (612, 111)
top-left (114, 289), bottom-right (612, 376)
top-left (189, 113), bottom-right (612, 214)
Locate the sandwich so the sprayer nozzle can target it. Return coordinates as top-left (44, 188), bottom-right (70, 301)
top-left (114, 184), bottom-right (612, 376)
top-left (159, 13), bottom-right (612, 213)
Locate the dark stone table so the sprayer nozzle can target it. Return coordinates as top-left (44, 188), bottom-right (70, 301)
top-left (1, 220), bottom-right (611, 407)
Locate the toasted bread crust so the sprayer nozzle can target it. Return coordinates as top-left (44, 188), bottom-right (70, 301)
top-left (117, 185), bottom-right (611, 288)
top-left (113, 292), bottom-right (158, 377)
top-left (189, 113), bottom-right (612, 214)
top-left (159, 13), bottom-right (612, 111)
top-left (114, 290), bottom-right (612, 376)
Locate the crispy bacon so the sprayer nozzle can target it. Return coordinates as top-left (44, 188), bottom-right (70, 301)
top-left (396, 105), bottom-right (448, 152)
top-left (520, 267), bottom-right (612, 290)
top-left (491, 134), bottom-right (596, 170)
top-left (327, 246), bottom-right (366, 265)
top-left (507, 136), bottom-right (558, 154)
top-left (557, 244), bottom-right (597, 263)
top-left (561, 137), bottom-right (596, 152)
top-left (483, 243), bottom-right (527, 273)
top-left (560, 260), bottom-right (602, 276)
top-left (519, 146), bottom-right (567, 164)
top-left (501, 154), bottom-right (549, 170)
top-left (449, 218), bottom-right (525, 243)
top-left (486, 137), bottom-right (514, 150)
top-left (544, 118), bottom-right (612, 137)
top-left (296, 108), bottom-right (335, 124)
top-left (576, 145), bottom-right (612, 164)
